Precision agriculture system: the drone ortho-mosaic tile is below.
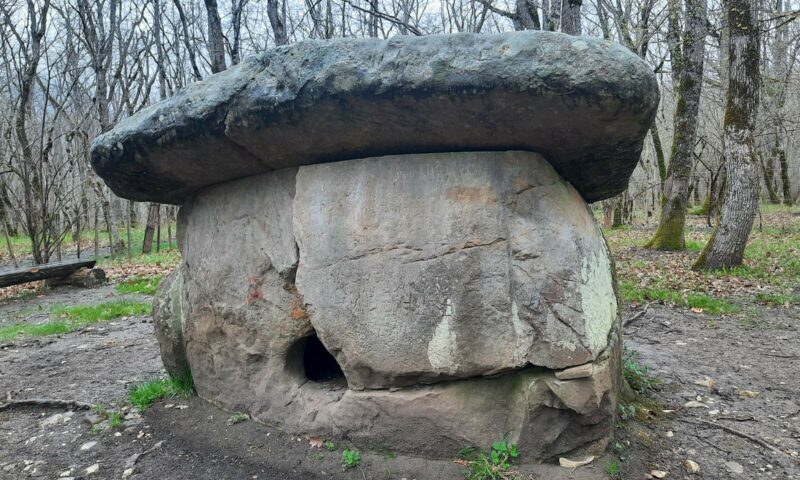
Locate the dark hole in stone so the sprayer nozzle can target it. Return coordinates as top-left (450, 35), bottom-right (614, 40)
top-left (303, 334), bottom-right (345, 383)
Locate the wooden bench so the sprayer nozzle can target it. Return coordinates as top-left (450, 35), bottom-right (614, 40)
top-left (0, 259), bottom-right (97, 288)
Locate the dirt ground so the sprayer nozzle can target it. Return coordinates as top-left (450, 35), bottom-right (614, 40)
top-left (0, 282), bottom-right (798, 479)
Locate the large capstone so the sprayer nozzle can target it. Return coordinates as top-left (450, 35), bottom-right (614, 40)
top-left (90, 30), bottom-right (659, 464)
top-left (90, 31), bottom-right (658, 204)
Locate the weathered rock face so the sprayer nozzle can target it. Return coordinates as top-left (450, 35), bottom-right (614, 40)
top-left (294, 152), bottom-right (617, 389)
top-left (90, 31), bottom-right (658, 204)
top-left (153, 151), bottom-right (621, 461)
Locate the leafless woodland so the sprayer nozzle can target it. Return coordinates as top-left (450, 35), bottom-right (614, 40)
top-left (0, 0), bottom-right (798, 267)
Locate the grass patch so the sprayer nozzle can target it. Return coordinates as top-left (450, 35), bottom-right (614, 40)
top-left (0, 300), bottom-right (152, 342)
top-left (619, 281), bottom-right (738, 314)
top-left (129, 375), bottom-right (194, 410)
top-left (754, 292), bottom-right (800, 306)
top-left (52, 300), bottom-right (151, 323)
top-left (115, 276), bottom-right (162, 295)
top-left (0, 322), bottom-right (70, 342)
top-left (685, 239), bottom-right (704, 252)
top-left (100, 248), bottom-right (180, 268)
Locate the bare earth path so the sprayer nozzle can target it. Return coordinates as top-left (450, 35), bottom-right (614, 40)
top-left (0, 285), bottom-right (798, 479)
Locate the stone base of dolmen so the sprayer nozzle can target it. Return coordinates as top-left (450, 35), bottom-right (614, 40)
top-left (153, 151), bottom-right (621, 462)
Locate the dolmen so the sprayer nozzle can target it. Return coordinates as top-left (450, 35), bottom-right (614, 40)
top-left (91, 31), bottom-right (658, 462)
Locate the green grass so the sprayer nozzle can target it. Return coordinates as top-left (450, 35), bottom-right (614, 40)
top-left (52, 300), bottom-right (152, 323)
top-left (115, 276), bottom-right (162, 295)
top-left (129, 375), bottom-right (194, 410)
top-left (685, 239), bottom-right (704, 252)
top-left (108, 411), bottom-right (123, 429)
top-left (0, 322), bottom-right (71, 341)
top-left (754, 292), bottom-right (800, 306)
top-left (619, 281), bottom-right (738, 314)
top-left (99, 248), bottom-right (180, 268)
top-left (0, 300), bottom-right (152, 342)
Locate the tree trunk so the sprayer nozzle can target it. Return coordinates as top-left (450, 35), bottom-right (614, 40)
top-left (778, 147), bottom-right (792, 205)
top-left (142, 203), bottom-right (160, 254)
top-left (204, 0), bottom-right (227, 73)
top-left (646, 0), bottom-right (706, 250)
top-left (694, 0), bottom-right (761, 271)
top-left (267, 0), bottom-right (289, 45)
top-left (560, 0), bottom-right (580, 35)
top-left (760, 150), bottom-right (780, 204)
top-left (650, 120), bottom-right (667, 194)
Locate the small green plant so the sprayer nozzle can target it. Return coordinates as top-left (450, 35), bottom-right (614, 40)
top-left (129, 374), bottom-right (194, 410)
top-left (116, 276), bottom-right (162, 295)
top-left (324, 440), bottom-right (336, 451)
top-left (606, 459), bottom-right (621, 476)
top-left (89, 404), bottom-right (123, 431)
top-left (458, 435), bottom-right (519, 480)
top-left (617, 402), bottom-right (636, 421)
top-left (315, 451), bottom-right (325, 460)
top-left (612, 442), bottom-right (625, 455)
top-left (108, 411), bottom-right (123, 429)
top-left (228, 412), bottom-right (249, 424)
top-left (342, 448), bottom-right (361, 469)
top-left (622, 349), bottom-right (657, 395)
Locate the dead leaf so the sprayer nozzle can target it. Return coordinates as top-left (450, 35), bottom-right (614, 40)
top-left (651, 470), bottom-right (668, 478)
top-left (693, 377), bottom-right (716, 389)
top-left (690, 307), bottom-right (703, 313)
top-left (683, 400), bottom-right (709, 409)
top-left (739, 390), bottom-right (760, 398)
top-left (558, 456), bottom-right (594, 468)
top-left (308, 435), bottom-right (324, 448)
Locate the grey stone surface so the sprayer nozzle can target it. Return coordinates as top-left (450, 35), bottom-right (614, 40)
top-left (91, 31), bottom-right (658, 204)
top-left (152, 267), bottom-right (189, 378)
top-left (151, 151), bottom-right (622, 461)
top-left (294, 151), bottom-right (617, 389)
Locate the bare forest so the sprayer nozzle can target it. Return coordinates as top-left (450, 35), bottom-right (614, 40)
top-left (0, 0), bottom-right (797, 267)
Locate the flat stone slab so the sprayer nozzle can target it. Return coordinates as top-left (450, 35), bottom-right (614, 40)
top-left (90, 31), bottom-right (658, 204)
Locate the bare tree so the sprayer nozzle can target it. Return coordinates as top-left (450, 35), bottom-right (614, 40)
top-left (204, 0), bottom-right (227, 72)
top-left (646, 0), bottom-right (708, 250)
top-left (2, 0), bottom-right (51, 264)
top-left (695, 0), bottom-right (761, 270)
top-left (267, 0), bottom-right (289, 45)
